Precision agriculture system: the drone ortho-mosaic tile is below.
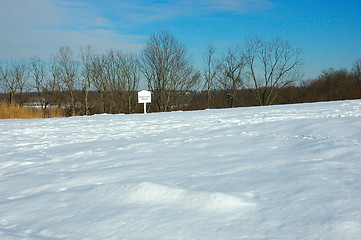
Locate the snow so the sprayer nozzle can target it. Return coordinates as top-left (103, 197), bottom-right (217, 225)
top-left (1, 100), bottom-right (361, 239)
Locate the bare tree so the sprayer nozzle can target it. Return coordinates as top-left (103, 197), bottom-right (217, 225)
top-left (85, 52), bottom-right (107, 113)
top-left (52, 46), bottom-right (79, 116)
top-left (203, 43), bottom-right (218, 108)
top-left (0, 60), bottom-right (11, 101)
top-left (120, 53), bottom-right (140, 113)
top-left (217, 47), bottom-right (246, 107)
top-left (141, 30), bottom-right (200, 112)
top-left (101, 49), bottom-right (124, 113)
top-left (49, 63), bottom-right (64, 109)
top-left (80, 46), bottom-right (95, 115)
top-left (352, 59), bottom-right (361, 86)
top-left (30, 57), bottom-right (47, 116)
top-left (242, 36), bottom-right (303, 106)
top-left (0, 60), bottom-right (28, 104)
top-left (12, 61), bottom-right (29, 105)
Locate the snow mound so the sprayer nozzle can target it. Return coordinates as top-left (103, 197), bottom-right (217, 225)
top-left (86, 182), bottom-right (256, 213)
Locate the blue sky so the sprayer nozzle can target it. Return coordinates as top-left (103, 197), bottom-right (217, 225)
top-left (1, 0), bottom-right (360, 80)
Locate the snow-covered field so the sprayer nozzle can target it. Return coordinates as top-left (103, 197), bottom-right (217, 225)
top-left (1, 100), bottom-right (361, 239)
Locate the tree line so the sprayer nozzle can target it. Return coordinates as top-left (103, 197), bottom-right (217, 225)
top-left (1, 30), bottom-right (360, 116)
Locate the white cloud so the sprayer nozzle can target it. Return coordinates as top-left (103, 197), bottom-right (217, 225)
top-left (203, 0), bottom-right (273, 13)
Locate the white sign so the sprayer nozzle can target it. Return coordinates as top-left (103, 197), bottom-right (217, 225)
top-left (138, 90), bottom-right (152, 103)
top-left (138, 90), bottom-right (152, 113)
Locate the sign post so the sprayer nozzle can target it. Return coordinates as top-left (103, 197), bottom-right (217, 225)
top-left (138, 90), bottom-right (151, 114)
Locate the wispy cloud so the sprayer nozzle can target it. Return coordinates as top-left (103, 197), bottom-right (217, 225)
top-left (0, 0), bottom-right (272, 60)
top-left (0, 0), bottom-right (145, 59)
top-left (208, 0), bottom-right (273, 13)
top-left (113, 0), bottom-right (273, 23)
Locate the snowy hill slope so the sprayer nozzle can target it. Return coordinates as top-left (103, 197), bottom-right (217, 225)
top-left (1, 100), bottom-right (361, 239)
